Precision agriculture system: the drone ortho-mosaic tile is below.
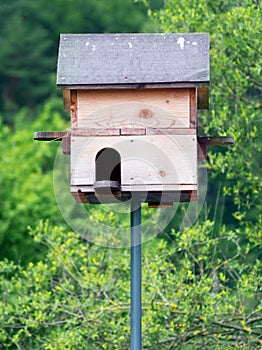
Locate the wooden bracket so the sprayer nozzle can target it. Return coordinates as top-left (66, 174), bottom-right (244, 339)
top-left (197, 135), bottom-right (234, 159)
top-left (197, 136), bottom-right (234, 146)
top-left (34, 131), bottom-right (70, 155)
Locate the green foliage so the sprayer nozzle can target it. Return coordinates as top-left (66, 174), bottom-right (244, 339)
top-left (0, 98), bottom-right (67, 263)
top-left (0, 2), bottom-right (261, 348)
top-left (0, 0), bottom-right (54, 119)
top-left (0, 223), bottom-right (261, 349)
top-left (151, 0), bottom-right (262, 238)
top-left (0, 0), bottom-right (149, 119)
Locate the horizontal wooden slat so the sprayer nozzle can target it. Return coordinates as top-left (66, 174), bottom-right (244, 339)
top-left (34, 132), bottom-right (233, 147)
top-left (198, 136), bottom-right (234, 145)
top-left (71, 128), bottom-right (120, 136)
top-left (71, 186), bottom-right (197, 204)
top-left (71, 185), bottom-right (198, 193)
top-left (121, 128), bottom-right (146, 135)
top-left (120, 184), bottom-right (198, 192)
top-left (146, 128), bottom-right (196, 135)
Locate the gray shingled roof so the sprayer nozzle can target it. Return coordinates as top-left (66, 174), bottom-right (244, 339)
top-left (57, 33), bottom-right (209, 88)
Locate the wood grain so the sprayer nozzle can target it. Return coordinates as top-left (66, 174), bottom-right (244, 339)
top-left (77, 89), bottom-right (190, 128)
top-left (71, 134), bottom-right (197, 189)
top-left (71, 128), bottom-right (120, 136)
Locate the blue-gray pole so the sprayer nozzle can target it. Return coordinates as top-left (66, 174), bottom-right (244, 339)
top-left (130, 202), bottom-right (142, 350)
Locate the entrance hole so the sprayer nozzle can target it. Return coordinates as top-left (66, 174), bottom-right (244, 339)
top-left (95, 148), bottom-right (121, 185)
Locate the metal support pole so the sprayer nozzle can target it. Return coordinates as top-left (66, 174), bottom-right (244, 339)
top-left (130, 202), bottom-right (142, 350)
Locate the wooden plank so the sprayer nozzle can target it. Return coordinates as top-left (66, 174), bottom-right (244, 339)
top-left (121, 128), bottom-right (145, 136)
top-left (190, 88), bottom-right (197, 128)
top-left (146, 128), bottom-right (196, 135)
top-left (71, 135), bottom-right (197, 188)
top-left (77, 89), bottom-right (190, 128)
top-left (70, 186), bottom-right (197, 204)
top-left (197, 86), bottom-right (209, 109)
top-left (121, 184), bottom-right (198, 192)
top-left (71, 128), bottom-right (120, 136)
top-left (70, 90), bottom-right (78, 127)
top-left (197, 136), bottom-right (234, 146)
top-left (63, 89), bottom-right (70, 112)
top-left (57, 33), bottom-right (210, 87)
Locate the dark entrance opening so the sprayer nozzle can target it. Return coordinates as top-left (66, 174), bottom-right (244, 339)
top-left (94, 148), bottom-right (121, 195)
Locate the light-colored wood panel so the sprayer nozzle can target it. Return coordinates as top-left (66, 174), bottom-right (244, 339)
top-left (77, 89), bottom-right (190, 128)
top-left (71, 128), bottom-right (196, 136)
top-left (71, 128), bottom-right (120, 136)
top-left (71, 135), bottom-right (197, 187)
top-left (120, 184), bottom-right (198, 191)
top-left (146, 128), bottom-right (196, 135)
top-left (121, 128), bottom-right (145, 135)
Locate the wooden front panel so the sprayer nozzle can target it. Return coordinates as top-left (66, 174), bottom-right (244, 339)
top-left (76, 89), bottom-right (190, 129)
top-left (71, 134), bottom-right (197, 189)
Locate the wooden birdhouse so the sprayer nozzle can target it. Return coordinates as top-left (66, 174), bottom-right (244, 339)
top-left (35, 33), bottom-right (233, 207)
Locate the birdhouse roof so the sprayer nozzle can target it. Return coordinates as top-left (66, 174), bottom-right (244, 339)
top-left (57, 33), bottom-right (209, 89)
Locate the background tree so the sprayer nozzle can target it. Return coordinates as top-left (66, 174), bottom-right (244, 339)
top-left (149, 0), bottom-right (262, 247)
top-left (0, 0), bottom-right (157, 263)
top-left (0, 0), bottom-right (261, 347)
top-left (0, 223), bottom-right (261, 349)
top-left (0, 99), bottom-right (67, 263)
top-left (0, 0), bottom-right (150, 122)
